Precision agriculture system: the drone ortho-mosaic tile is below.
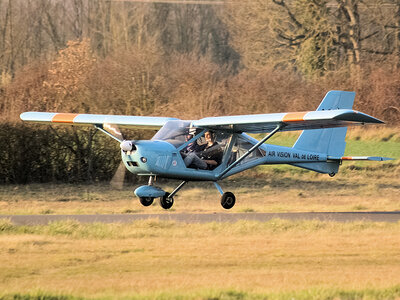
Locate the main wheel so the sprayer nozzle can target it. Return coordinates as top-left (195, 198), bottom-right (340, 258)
top-left (221, 192), bottom-right (236, 209)
top-left (160, 192), bottom-right (174, 209)
top-left (139, 197), bottom-right (154, 207)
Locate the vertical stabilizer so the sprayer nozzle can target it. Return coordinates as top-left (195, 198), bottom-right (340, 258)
top-left (292, 91), bottom-right (355, 174)
top-left (315, 90), bottom-right (356, 111)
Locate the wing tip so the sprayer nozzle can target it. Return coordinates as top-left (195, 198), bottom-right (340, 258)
top-left (20, 111), bottom-right (51, 122)
top-left (20, 112), bottom-right (32, 121)
top-left (334, 111), bottom-right (385, 124)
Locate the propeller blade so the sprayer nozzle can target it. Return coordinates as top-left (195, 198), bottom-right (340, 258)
top-left (104, 123), bottom-right (127, 189)
top-left (104, 123), bottom-right (124, 142)
top-left (110, 162), bottom-right (126, 190)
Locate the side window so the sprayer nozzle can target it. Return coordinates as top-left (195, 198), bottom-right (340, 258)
top-left (228, 135), bottom-right (265, 166)
top-left (214, 132), bottom-right (231, 150)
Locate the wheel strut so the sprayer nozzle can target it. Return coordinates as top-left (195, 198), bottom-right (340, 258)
top-left (159, 181), bottom-right (188, 210)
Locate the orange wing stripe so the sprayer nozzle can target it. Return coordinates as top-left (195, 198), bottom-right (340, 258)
top-left (282, 112), bottom-right (308, 122)
top-left (341, 157), bottom-right (353, 160)
top-left (52, 113), bottom-right (79, 123)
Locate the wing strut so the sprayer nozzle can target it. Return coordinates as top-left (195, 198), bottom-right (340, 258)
top-left (217, 124), bottom-right (285, 180)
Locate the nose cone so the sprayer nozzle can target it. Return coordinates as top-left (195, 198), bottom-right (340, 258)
top-left (120, 140), bottom-right (136, 152)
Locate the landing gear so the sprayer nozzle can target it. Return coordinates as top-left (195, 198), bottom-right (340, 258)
top-left (213, 182), bottom-right (236, 209)
top-left (221, 192), bottom-right (236, 209)
top-left (139, 197), bottom-right (154, 207)
top-left (160, 192), bottom-right (174, 210)
top-left (136, 179), bottom-right (238, 210)
top-left (329, 172), bottom-right (336, 177)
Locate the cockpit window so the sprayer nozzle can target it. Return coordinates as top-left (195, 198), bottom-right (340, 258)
top-left (151, 120), bottom-right (193, 148)
top-left (228, 134), bottom-right (265, 166)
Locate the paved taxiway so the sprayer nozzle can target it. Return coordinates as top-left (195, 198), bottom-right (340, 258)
top-left (1, 212), bottom-right (400, 225)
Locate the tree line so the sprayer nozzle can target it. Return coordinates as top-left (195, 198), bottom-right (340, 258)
top-left (0, 0), bottom-right (399, 183)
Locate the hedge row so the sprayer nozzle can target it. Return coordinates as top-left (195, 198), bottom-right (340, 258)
top-left (0, 123), bottom-right (123, 184)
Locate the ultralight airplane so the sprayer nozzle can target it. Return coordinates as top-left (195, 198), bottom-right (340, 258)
top-left (21, 90), bottom-right (392, 210)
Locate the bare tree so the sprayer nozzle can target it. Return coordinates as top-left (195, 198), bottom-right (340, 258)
top-left (223, 0), bottom-right (391, 79)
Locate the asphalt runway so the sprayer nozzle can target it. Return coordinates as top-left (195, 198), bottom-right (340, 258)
top-left (1, 212), bottom-right (400, 225)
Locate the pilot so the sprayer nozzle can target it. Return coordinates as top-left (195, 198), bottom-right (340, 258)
top-left (184, 131), bottom-right (222, 170)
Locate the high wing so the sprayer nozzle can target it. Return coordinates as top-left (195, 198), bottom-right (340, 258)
top-left (192, 109), bottom-right (384, 133)
top-left (21, 109), bottom-right (383, 134)
top-left (20, 112), bottom-right (179, 130)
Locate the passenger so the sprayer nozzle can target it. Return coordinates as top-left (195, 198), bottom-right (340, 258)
top-left (184, 131), bottom-right (222, 170)
top-left (182, 133), bottom-right (206, 154)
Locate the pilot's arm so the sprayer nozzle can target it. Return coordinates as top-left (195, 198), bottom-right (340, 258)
top-left (201, 144), bottom-right (223, 168)
top-left (203, 159), bottom-right (218, 166)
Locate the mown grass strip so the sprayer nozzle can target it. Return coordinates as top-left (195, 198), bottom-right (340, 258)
top-left (1, 218), bottom-right (400, 239)
top-left (0, 293), bottom-right (81, 300)
top-left (2, 285), bottom-right (400, 300)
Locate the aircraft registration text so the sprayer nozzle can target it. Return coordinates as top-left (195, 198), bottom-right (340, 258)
top-left (268, 151), bottom-right (320, 161)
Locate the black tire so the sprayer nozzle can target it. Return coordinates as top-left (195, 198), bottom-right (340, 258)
top-left (139, 197), bottom-right (154, 207)
top-left (160, 192), bottom-right (174, 209)
top-left (221, 192), bottom-right (236, 209)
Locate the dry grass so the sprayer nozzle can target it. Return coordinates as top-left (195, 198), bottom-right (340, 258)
top-left (346, 126), bottom-right (400, 141)
top-left (0, 219), bottom-right (399, 298)
top-left (0, 167), bottom-right (398, 214)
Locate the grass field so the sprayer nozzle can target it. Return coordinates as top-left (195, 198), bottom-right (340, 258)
top-left (0, 219), bottom-right (400, 299)
top-left (0, 127), bottom-right (399, 299)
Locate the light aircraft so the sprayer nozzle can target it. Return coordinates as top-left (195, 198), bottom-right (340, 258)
top-left (20, 90), bottom-right (392, 210)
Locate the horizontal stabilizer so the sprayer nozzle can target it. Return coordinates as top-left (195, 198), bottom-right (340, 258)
top-left (329, 156), bottom-right (394, 161)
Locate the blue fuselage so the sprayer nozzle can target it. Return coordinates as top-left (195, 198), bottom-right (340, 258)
top-left (121, 138), bottom-right (327, 181)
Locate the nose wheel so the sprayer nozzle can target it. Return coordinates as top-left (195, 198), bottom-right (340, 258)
top-left (160, 192), bottom-right (174, 209)
top-left (139, 197), bottom-right (154, 207)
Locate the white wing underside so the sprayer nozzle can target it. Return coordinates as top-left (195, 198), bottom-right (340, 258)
top-left (192, 110), bottom-right (383, 133)
top-left (20, 112), bottom-right (178, 130)
top-left (21, 109), bottom-right (383, 133)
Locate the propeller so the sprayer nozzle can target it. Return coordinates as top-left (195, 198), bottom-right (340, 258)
top-left (102, 123), bottom-right (131, 189)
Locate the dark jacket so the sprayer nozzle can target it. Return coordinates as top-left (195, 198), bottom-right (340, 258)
top-left (200, 142), bottom-right (223, 169)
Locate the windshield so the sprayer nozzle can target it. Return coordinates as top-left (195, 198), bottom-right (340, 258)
top-left (152, 120), bottom-right (194, 148)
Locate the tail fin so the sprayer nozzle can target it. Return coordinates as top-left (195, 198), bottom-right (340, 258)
top-left (291, 91), bottom-right (355, 174)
